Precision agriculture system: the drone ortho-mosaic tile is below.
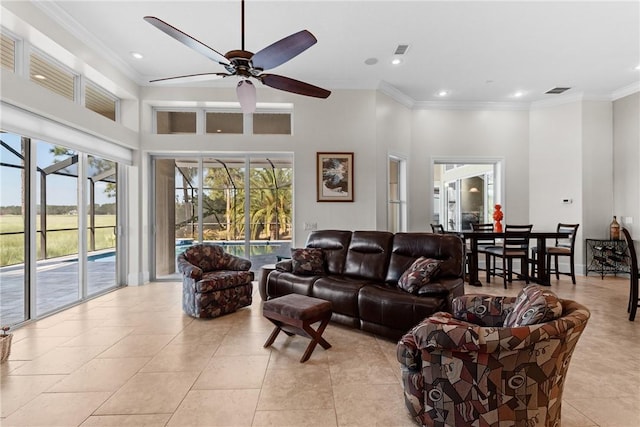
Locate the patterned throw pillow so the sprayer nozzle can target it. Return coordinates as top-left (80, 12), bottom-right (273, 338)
top-left (397, 257), bottom-right (442, 294)
top-left (290, 248), bottom-right (325, 275)
top-left (503, 285), bottom-right (563, 327)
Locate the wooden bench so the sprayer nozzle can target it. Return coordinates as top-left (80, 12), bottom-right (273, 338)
top-left (262, 293), bottom-right (332, 363)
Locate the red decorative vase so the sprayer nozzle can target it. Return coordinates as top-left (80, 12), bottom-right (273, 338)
top-left (493, 204), bottom-right (503, 232)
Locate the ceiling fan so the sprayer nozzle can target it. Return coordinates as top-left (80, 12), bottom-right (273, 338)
top-left (144, 0), bottom-right (331, 113)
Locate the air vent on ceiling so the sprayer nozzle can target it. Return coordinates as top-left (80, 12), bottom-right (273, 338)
top-left (394, 44), bottom-right (410, 55)
top-left (545, 87), bottom-right (571, 94)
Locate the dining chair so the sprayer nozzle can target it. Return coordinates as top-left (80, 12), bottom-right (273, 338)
top-left (430, 223), bottom-right (445, 234)
top-left (621, 228), bottom-right (638, 321)
top-left (546, 223), bottom-right (580, 284)
top-left (484, 224), bottom-right (533, 288)
top-left (471, 223), bottom-right (500, 282)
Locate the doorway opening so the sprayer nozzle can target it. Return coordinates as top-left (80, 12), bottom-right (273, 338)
top-left (432, 160), bottom-right (503, 231)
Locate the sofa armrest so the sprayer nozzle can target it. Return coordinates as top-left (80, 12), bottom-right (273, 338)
top-left (397, 332), bottom-right (421, 371)
top-left (177, 255), bottom-right (203, 280)
top-left (410, 312), bottom-right (482, 352)
top-left (275, 259), bottom-right (293, 272)
top-left (451, 294), bottom-right (517, 327)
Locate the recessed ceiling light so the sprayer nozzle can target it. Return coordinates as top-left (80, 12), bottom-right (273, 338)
top-left (513, 91), bottom-right (525, 97)
top-left (391, 57), bottom-right (402, 65)
top-left (33, 74), bottom-right (46, 80)
top-left (635, 64), bottom-right (640, 70)
top-left (130, 51), bottom-right (144, 59)
top-left (364, 57), bottom-right (378, 65)
top-left (437, 90), bottom-right (449, 97)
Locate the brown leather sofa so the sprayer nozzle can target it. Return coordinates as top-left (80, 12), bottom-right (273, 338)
top-left (266, 230), bottom-right (465, 340)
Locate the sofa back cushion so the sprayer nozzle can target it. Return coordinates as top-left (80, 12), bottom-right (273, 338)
top-left (183, 244), bottom-right (226, 271)
top-left (386, 233), bottom-right (465, 284)
top-left (343, 231), bottom-right (394, 282)
top-left (305, 230), bottom-right (352, 275)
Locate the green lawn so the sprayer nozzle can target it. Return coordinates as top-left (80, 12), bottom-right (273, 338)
top-left (0, 214), bottom-right (116, 266)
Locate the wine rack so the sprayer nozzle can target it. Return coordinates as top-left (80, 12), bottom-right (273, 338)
top-left (585, 239), bottom-right (629, 278)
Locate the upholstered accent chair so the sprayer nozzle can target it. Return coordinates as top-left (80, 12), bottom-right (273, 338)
top-left (177, 244), bottom-right (254, 318)
top-left (397, 286), bottom-right (590, 427)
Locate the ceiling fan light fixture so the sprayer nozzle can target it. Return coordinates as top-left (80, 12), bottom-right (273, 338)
top-left (237, 79), bottom-right (256, 113)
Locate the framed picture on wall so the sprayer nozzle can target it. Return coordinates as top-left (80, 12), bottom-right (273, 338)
top-left (316, 152), bottom-right (354, 202)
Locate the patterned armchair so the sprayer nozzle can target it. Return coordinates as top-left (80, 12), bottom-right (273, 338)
top-left (397, 286), bottom-right (590, 427)
top-left (177, 244), bottom-right (254, 318)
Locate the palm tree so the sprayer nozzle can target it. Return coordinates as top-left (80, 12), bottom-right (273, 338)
top-left (249, 166), bottom-right (292, 240)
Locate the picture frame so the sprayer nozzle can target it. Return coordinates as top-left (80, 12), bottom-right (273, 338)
top-left (316, 152), bottom-right (354, 202)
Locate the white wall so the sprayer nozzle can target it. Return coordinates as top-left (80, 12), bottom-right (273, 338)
top-left (529, 99), bottom-right (614, 274)
top-left (613, 92), bottom-right (640, 244)
top-left (409, 109), bottom-right (530, 231)
top-left (582, 100), bottom-right (614, 241)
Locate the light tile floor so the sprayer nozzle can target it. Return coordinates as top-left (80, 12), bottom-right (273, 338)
top-left (1, 275), bottom-right (639, 426)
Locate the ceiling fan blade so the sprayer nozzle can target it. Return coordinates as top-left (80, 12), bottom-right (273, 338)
top-left (144, 16), bottom-right (230, 66)
top-left (150, 72), bottom-right (228, 84)
top-left (260, 74), bottom-right (331, 98)
top-left (251, 30), bottom-right (317, 71)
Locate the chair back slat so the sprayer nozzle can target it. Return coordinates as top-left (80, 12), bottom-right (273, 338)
top-left (556, 223), bottom-right (579, 249)
top-left (503, 224), bottom-right (533, 251)
top-left (471, 223), bottom-right (496, 246)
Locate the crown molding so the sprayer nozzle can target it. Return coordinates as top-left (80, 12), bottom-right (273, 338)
top-left (377, 81), bottom-right (415, 109)
top-left (611, 81), bottom-right (640, 100)
top-left (413, 100), bottom-right (530, 111)
top-left (32, 1), bottom-right (144, 85)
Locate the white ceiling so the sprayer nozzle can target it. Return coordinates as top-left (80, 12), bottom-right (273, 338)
top-left (33, 1), bottom-right (640, 106)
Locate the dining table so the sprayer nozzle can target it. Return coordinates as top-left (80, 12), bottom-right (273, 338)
top-left (457, 229), bottom-right (571, 287)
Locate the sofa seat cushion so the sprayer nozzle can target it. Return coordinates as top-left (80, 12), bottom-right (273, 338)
top-left (503, 285), bottom-right (563, 327)
top-left (266, 271), bottom-right (319, 298)
top-left (311, 276), bottom-right (370, 318)
top-left (196, 270), bottom-right (254, 293)
top-left (358, 285), bottom-right (449, 335)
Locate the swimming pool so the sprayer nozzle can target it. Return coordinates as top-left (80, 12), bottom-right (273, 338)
top-left (89, 240), bottom-right (290, 262)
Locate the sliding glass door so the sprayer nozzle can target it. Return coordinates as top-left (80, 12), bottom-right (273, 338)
top-left (0, 133), bottom-right (27, 325)
top-left (0, 131), bottom-right (123, 327)
top-left (153, 154), bottom-right (292, 279)
top-left (86, 155), bottom-right (117, 296)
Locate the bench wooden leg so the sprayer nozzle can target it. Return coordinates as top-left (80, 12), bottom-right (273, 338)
top-left (263, 325), bottom-right (282, 348)
top-left (299, 317), bottom-right (331, 363)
